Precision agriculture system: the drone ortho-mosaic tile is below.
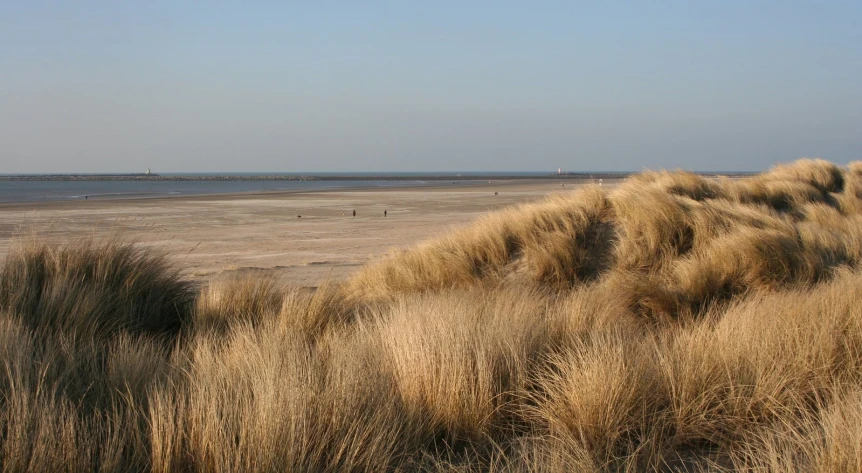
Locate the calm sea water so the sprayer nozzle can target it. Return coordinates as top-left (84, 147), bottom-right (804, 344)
top-left (0, 171), bottom-right (595, 203)
top-left (0, 179), bottom-right (438, 203)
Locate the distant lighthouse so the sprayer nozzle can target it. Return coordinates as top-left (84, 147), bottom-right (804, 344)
top-left (146, 168), bottom-right (151, 176)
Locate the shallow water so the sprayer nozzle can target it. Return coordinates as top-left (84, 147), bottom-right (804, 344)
top-left (0, 179), bottom-right (431, 203)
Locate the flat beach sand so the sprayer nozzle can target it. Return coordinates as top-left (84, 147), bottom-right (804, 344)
top-left (0, 180), bottom-right (608, 286)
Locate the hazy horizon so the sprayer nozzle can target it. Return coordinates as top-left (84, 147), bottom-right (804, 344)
top-left (0, 169), bottom-right (757, 176)
top-left (2, 2), bottom-right (861, 174)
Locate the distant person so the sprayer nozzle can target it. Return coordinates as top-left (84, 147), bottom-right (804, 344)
top-left (84, 195), bottom-right (88, 200)
top-left (384, 210), bottom-right (387, 217)
top-left (494, 192), bottom-right (498, 196)
top-left (352, 209), bottom-right (356, 217)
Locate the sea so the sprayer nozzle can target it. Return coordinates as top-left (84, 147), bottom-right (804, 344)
top-left (0, 172), bottom-right (557, 204)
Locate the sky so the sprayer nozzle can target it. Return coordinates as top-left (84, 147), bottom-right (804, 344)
top-left (1, 1), bottom-right (861, 173)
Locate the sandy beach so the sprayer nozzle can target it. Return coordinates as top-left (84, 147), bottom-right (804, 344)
top-left (0, 180), bottom-right (604, 286)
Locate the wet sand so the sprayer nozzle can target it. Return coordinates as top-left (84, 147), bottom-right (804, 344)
top-left (0, 180), bottom-right (609, 286)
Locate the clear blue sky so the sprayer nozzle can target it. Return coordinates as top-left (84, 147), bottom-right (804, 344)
top-left (1, 1), bottom-right (860, 173)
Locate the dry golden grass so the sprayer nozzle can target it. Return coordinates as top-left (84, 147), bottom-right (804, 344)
top-left (4, 158), bottom-right (862, 471)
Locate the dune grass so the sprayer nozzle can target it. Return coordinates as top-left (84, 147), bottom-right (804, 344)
top-left (3, 158), bottom-right (862, 471)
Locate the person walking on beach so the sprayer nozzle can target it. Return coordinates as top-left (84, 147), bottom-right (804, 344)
top-left (384, 210), bottom-right (387, 217)
top-left (352, 209), bottom-right (356, 217)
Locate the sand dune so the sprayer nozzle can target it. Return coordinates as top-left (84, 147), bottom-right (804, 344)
top-left (7, 161), bottom-right (862, 471)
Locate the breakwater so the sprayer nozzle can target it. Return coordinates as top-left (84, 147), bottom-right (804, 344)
top-left (0, 172), bottom-right (752, 182)
top-left (0, 173), bottom-right (635, 182)
top-left (0, 174), bottom-right (319, 182)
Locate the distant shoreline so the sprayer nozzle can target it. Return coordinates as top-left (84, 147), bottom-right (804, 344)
top-left (0, 178), bottom-right (580, 208)
top-left (0, 172), bottom-right (753, 182)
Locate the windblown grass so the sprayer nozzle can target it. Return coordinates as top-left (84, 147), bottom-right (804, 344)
top-left (4, 158), bottom-right (862, 471)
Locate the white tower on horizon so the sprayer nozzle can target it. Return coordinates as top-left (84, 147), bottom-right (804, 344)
top-left (146, 168), bottom-right (151, 175)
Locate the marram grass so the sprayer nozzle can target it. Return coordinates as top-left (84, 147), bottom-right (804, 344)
top-left (3, 158), bottom-right (862, 472)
